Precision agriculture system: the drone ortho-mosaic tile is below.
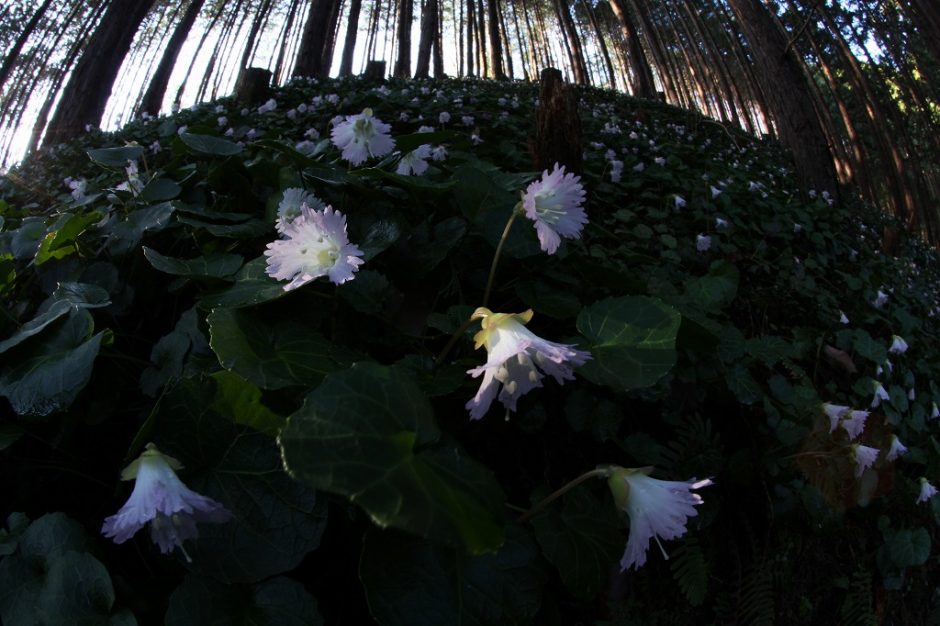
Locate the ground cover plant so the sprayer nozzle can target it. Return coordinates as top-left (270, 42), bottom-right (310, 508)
top-left (1, 74), bottom-right (939, 624)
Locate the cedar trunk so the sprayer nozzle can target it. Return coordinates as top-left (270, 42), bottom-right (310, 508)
top-left (415, 0), bottom-right (439, 78)
top-left (293, 0), bottom-right (340, 78)
top-left (138, 0), bottom-right (206, 116)
top-left (44, 0), bottom-right (157, 146)
top-left (339, 0), bottom-right (363, 76)
top-left (726, 0), bottom-right (838, 199)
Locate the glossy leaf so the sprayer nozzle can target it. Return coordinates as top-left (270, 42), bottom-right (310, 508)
top-left (280, 362), bottom-right (505, 553)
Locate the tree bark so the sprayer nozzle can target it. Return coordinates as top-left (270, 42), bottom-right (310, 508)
top-left (532, 67), bottom-right (583, 174)
top-left (554, 0), bottom-right (588, 84)
top-left (0, 0), bottom-right (55, 94)
top-left (44, 0), bottom-right (158, 146)
top-left (607, 0), bottom-right (656, 98)
top-left (138, 0), bottom-right (205, 117)
top-left (415, 0), bottom-right (439, 78)
top-left (339, 0), bottom-right (362, 76)
top-left (393, 0), bottom-right (413, 77)
top-left (293, 0), bottom-right (340, 77)
top-left (725, 0), bottom-right (838, 199)
top-left (486, 0), bottom-right (506, 79)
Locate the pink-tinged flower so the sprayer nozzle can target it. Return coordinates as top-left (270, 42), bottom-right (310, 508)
top-left (871, 381), bottom-right (890, 408)
top-left (852, 444), bottom-right (879, 477)
top-left (607, 467), bottom-right (712, 571)
top-left (522, 163), bottom-right (588, 255)
top-left (465, 308), bottom-right (590, 420)
top-left (330, 108), bottom-right (395, 166)
top-left (265, 205), bottom-right (364, 290)
top-left (823, 403), bottom-right (850, 432)
top-left (885, 435), bottom-right (907, 461)
top-left (395, 144), bottom-right (432, 176)
top-left (889, 335), bottom-right (908, 354)
top-left (917, 477), bottom-right (938, 504)
top-left (841, 410), bottom-right (869, 440)
top-left (102, 444), bottom-right (231, 557)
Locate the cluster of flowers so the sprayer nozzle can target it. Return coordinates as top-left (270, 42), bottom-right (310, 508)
top-left (100, 106), bottom-right (710, 574)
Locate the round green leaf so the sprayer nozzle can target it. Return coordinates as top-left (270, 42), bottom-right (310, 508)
top-left (576, 296), bottom-right (681, 392)
top-left (165, 575), bottom-right (323, 626)
top-left (280, 362), bottom-right (505, 554)
top-left (179, 132), bottom-right (243, 156)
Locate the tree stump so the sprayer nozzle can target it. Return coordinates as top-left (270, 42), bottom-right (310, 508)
top-left (532, 68), bottom-right (583, 175)
top-left (234, 68), bottom-right (272, 106)
top-left (363, 60), bottom-right (387, 81)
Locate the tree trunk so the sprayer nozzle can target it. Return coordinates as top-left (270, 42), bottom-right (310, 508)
top-left (320, 0), bottom-right (344, 74)
top-left (476, 0), bottom-right (488, 76)
top-left (44, 0), bottom-right (157, 146)
top-left (433, 0), bottom-right (445, 76)
top-left (415, 0), bottom-right (439, 78)
top-left (532, 67), bottom-right (583, 174)
top-left (393, 0), bottom-right (413, 77)
top-left (293, 0), bottom-right (340, 77)
top-left (137, 0), bottom-right (205, 117)
top-left (273, 0), bottom-right (302, 82)
top-left (607, 0), bottom-right (656, 98)
top-left (339, 0), bottom-right (362, 76)
top-left (486, 0), bottom-right (506, 79)
top-left (0, 0), bottom-right (55, 94)
top-left (554, 0), bottom-right (587, 84)
top-left (580, 0), bottom-right (616, 89)
top-left (725, 0), bottom-right (838, 199)
top-left (466, 0), bottom-right (475, 75)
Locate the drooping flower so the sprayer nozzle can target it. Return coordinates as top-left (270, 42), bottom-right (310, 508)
top-left (430, 145), bottom-right (448, 162)
top-left (873, 289), bottom-right (889, 308)
top-left (931, 402), bottom-right (939, 419)
top-left (465, 308), bottom-right (590, 420)
top-left (395, 144), bottom-right (432, 176)
top-left (264, 205), bottom-right (364, 290)
top-left (885, 435), bottom-right (908, 461)
top-left (715, 217), bottom-right (728, 228)
top-left (917, 477), bottom-right (938, 504)
top-left (852, 444), bottom-right (879, 477)
top-left (674, 195), bottom-right (686, 210)
top-left (330, 108), bottom-right (395, 166)
top-left (696, 234), bottom-right (711, 252)
top-left (607, 466), bottom-right (712, 571)
top-left (276, 188), bottom-right (325, 230)
top-left (823, 403), bottom-right (850, 432)
top-left (839, 310), bottom-right (850, 325)
top-left (871, 381), bottom-right (890, 407)
top-left (102, 443), bottom-right (231, 556)
top-left (889, 335), bottom-right (908, 354)
top-left (522, 163), bottom-right (588, 255)
top-left (841, 410), bottom-right (869, 440)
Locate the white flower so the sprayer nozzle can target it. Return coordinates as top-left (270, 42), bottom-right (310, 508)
top-left (264, 205), bottom-right (364, 290)
top-left (465, 308), bottom-right (590, 420)
top-left (632, 162), bottom-right (645, 172)
top-left (430, 145), bottom-right (448, 161)
top-left (522, 163), bottom-right (588, 255)
top-left (917, 477), bottom-right (938, 504)
top-left (304, 127), bottom-right (320, 139)
top-left (65, 177), bottom-right (87, 201)
top-left (909, 387), bottom-right (916, 401)
top-left (696, 234), bottom-right (711, 252)
top-left (823, 403), bottom-right (850, 432)
top-left (330, 108), bottom-right (395, 166)
top-left (607, 467), bottom-right (712, 571)
top-left (885, 435), bottom-right (907, 461)
top-left (873, 289), bottom-right (889, 308)
top-left (217, 116), bottom-right (227, 126)
top-left (841, 410), bottom-right (869, 440)
top-left (150, 140), bottom-right (162, 154)
top-left (839, 311), bottom-right (849, 324)
top-left (461, 115), bottom-right (474, 126)
top-left (395, 144), bottom-right (432, 176)
top-left (471, 132), bottom-right (483, 145)
top-left (852, 444), bottom-right (879, 477)
top-left (871, 381), bottom-right (890, 407)
top-left (258, 98), bottom-right (277, 113)
top-left (276, 188), bottom-right (325, 230)
top-left (889, 335), bottom-right (908, 354)
top-left (931, 402), bottom-right (939, 419)
top-left (710, 185), bottom-right (722, 198)
top-left (102, 444), bottom-right (231, 556)
top-left (417, 125), bottom-right (435, 133)
top-left (674, 195), bottom-right (686, 210)
top-left (793, 223), bottom-right (802, 233)
top-left (610, 160), bottom-right (623, 183)
top-left (439, 111), bottom-right (450, 124)
top-left (654, 156), bottom-right (666, 166)
top-left (399, 111), bottom-right (409, 122)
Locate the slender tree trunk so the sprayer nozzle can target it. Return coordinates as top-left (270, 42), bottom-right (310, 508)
top-left (497, 0), bottom-right (514, 78)
top-left (137, 0), bottom-right (205, 116)
top-left (0, 0), bottom-right (55, 94)
top-left (508, 0), bottom-right (531, 80)
top-left (321, 0), bottom-right (344, 74)
top-left (273, 0), bottom-right (302, 82)
top-left (486, 0), bottom-right (506, 79)
top-left (725, 0), bottom-right (838, 199)
top-left (580, 0), bottom-right (615, 89)
top-left (433, 0), bottom-right (444, 76)
top-left (415, 0), bottom-right (437, 78)
top-left (554, 0), bottom-right (587, 84)
top-left (476, 0), bottom-right (488, 76)
top-left (339, 0), bottom-right (362, 75)
top-left (607, 0), bottom-right (656, 98)
top-left (44, 0), bottom-right (158, 146)
top-left (466, 0), bottom-right (475, 75)
top-left (173, 0), bottom-right (226, 108)
top-left (393, 0), bottom-right (413, 77)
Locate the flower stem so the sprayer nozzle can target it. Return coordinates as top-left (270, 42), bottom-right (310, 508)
top-left (433, 315), bottom-right (476, 367)
top-left (482, 209), bottom-right (520, 308)
top-left (516, 467), bottom-right (613, 523)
